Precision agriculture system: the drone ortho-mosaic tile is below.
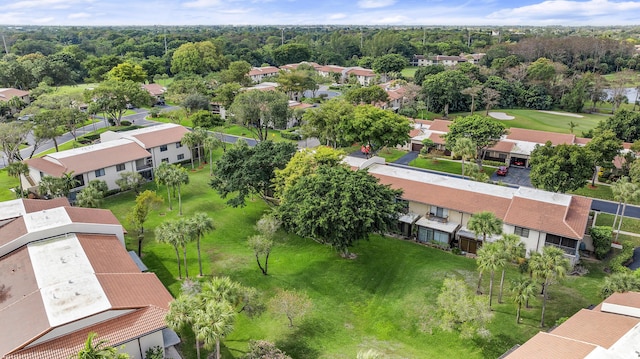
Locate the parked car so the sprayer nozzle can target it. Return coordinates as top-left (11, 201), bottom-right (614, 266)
top-left (513, 159), bottom-right (525, 166)
top-left (497, 166), bottom-right (509, 176)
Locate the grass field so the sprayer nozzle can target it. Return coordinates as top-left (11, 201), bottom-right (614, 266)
top-left (0, 169), bottom-right (18, 201)
top-left (375, 148), bottom-right (408, 162)
top-left (595, 212), bottom-right (640, 238)
top-left (409, 157), bottom-right (498, 177)
top-left (401, 66), bottom-right (419, 79)
top-left (100, 163), bottom-right (603, 359)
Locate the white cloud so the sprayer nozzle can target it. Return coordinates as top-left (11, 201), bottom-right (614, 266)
top-left (357, 0), bottom-right (396, 9)
top-left (182, 0), bottom-right (222, 8)
top-left (7, 0), bottom-right (87, 10)
top-left (219, 7), bottom-right (252, 14)
top-left (328, 13), bottom-right (347, 20)
top-left (32, 16), bottom-right (55, 23)
top-left (68, 12), bottom-right (91, 19)
top-left (489, 0), bottom-right (640, 19)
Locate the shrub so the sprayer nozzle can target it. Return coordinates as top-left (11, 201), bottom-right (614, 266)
top-left (148, 107), bottom-right (161, 118)
top-left (191, 110), bottom-right (223, 128)
top-left (120, 120), bottom-right (132, 126)
top-left (590, 226), bottom-right (613, 260)
top-left (281, 128), bottom-right (302, 141)
top-left (610, 240), bottom-right (634, 273)
top-left (144, 346), bottom-right (164, 359)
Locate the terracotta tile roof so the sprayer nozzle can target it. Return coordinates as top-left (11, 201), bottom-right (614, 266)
top-left (128, 124), bottom-right (190, 149)
top-left (503, 195), bottom-right (590, 239)
top-left (427, 119), bottom-right (452, 133)
top-left (428, 132), bottom-right (446, 145)
top-left (26, 140), bottom-right (150, 177)
top-left (141, 84), bottom-right (165, 97)
top-left (505, 332), bottom-right (597, 359)
top-left (21, 198), bottom-right (70, 213)
top-left (488, 140), bottom-right (515, 152)
top-left (347, 68), bottom-right (375, 77)
top-left (371, 172), bottom-right (512, 218)
top-left (0, 88), bottom-right (29, 102)
top-left (574, 137), bottom-right (591, 145)
top-left (413, 119), bottom-right (433, 126)
top-left (6, 306), bottom-right (168, 359)
top-left (65, 207), bottom-right (121, 226)
top-left (506, 128), bottom-right (576, 146)
top-left (77, 234), bottom-right (140, 274)
top-left (318, 65), bottom-right (345, 73)
top-left (409, 129), bottom-right (422, 138)
top-left (289, 102), bottom-right (314, 110)
top-left (551, 309), bottom-right (640, 349)
top-left (0, 247), bottom-right (39, 311)
top-left (97, 273), bottom-right (173, 310)
top-left (603, 291), bottom-right (640, 308)
top-left (0, 218), bottom-right (27, 246)
top-left (248, 66), bottom-right (279, 76)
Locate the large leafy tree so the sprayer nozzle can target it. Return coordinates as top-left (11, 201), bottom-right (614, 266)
top-left (275, 69), bottom-right (317, 100)
top-left (301, 98), bottom-right (354, 148)
top-left (229, 90), bottom-right (290, 141)
top-left (421, 69), bottom-right (471, 116)
top-left (219, 60), bottom-right (252, 85)
top-left (530, 246), bottom-right (570, 327)
top-left (32, 111), bottom-right (66, 152)
top-left (344, 86), bottom-right (389, 105)
top-left (211, 140), bottom-right (296, 207)
top-left (272, 43), bottom-right (311, 66)
top-left (529, 142), bottom-right (593, 193)
top-left (372, 53), bottom-right (408, 77)
top-left (585, 130), bottom-right (622, 186)
top-left (85, 80), bottom-right (151, 126)
top-left (0, 122), bottom-right (30, 163)
top-left (341, 104), bottom-right (411, 155)
top-left (596, 109), bottom-right (640, 143)
top-left (277, 165), bottom-right (404, 257)
top-left (444, 114), bottom-right (507, 169)
top-left (106, 62), bottom-right (147, 83)
top-left (171, 41), bottom-right (226, 76)
top-left (273, 147), bottom-right (344, 199)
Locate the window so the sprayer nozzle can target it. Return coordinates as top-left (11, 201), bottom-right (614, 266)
top-left (160, 144), bottom-right (168, 152)
top-left (161, 158), bottom-right (169, 163)
top-left (74, 174), bottom-right (85, 188)
top-left (116, 163), bottom-right (126, 172)
top-left (514, 226), bottom-right (530, 237)
top-left (417, 226), bottom-right (449, 244)
top-left (176, 142), bottom-right (182, 148)
top-left (177, 154), bottom-right (184, 161)
top-left (430, 206), bottom-right (448, 218)
top-left (95, 168), bottom-right (105, 177)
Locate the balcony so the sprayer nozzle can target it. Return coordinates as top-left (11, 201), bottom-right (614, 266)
top-left (136, 158), bottom-right (153, 171)
top-left (544, 243), bottom-right (577, 256)
top-left (427, 213), bottom-right (448, 223)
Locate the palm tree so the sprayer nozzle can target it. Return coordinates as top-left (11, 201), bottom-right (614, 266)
top-left (172, 165), bottom-right (190, 215)
top-left (181, 131), bottom-right (199, 169)
top-left (6, 161), bottom-right (29, 198)
top-left (39, 175), bottom-right (64, 198)
top-left (510, 277), bottom-right (536, 324)
top-left (154, 161), bottom-right (173, 210)
top-left (60, 171), bottom-right (80, 196)
top-left (612, 177), bottom-right (640, 242)
top-left (203, 134), bottom-right (221, 176)
top-left (174, 218), bottom-right (195, 279)
top-left (601, 271), bottom-right (640, 298)
top-left (452, 137), bottom-right (475, 179)
top-left (191, 213), bottom-right (215, 277)
top-left (75, 332), bottom-right (129, 359)
top-left (468, 211), bottom-right (503, 243)
top-left (476, 243), bottom-right (505, 307)
top-left (155, 221), bottom-right (183, 279)
top-left (193, 127), bottom-right (209, 165)
top-left (496, 234), bottom-right (525, 303)
top-left (530, 246), bottom-right (570, 327)
top-left (166, 294), bottom-right (202, 359)
top-left (194, 300), bottom-right (235, 359)
top-left (76, 185), bottom-right (104, 208)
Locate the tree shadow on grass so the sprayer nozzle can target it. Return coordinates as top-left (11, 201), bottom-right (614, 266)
top-left (142, 251), bottom-right (179, 290)
top-left (275, 317), bottom-right (331, 359)
top-left (473, 333), bottom-right (522, 359)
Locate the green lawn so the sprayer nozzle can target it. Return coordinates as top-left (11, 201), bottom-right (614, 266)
top-left (571, 184), bottom-right (640, 205)
top-left (52, 83), bottom-right (100, 95)
top-left (100, 163), bottom-right (602, 359)
top-left (450, 109), bottom-right (604, 134)
top-left (401, 67), bottom-right (419, 79)
top-left (595, 212), bottom-right (640, 236)
top-left (409, 157), bottom-right (498, 177)
top-left (0, 169), bottom-right (18, 201)
top-left (376, 148), bottom-right (408, 162)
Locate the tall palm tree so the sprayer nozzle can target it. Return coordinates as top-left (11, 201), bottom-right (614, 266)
top-left (476, 242), bottom-right (505, 307)
top-left (468, 211), bottom-right (503, 243)
top-left (496, 234), bottom-right (526, 303)
top-left (181, 131), bottom-right (199, 169)
top-left (173, 165), bottom-right (190, 216)
top-left (154, 161), bottom-right (173, 210)
top-left (203, 134), bottom-right (221, 177)
top-left (191, 213), bottom-right (215, 277)
top-left (193, 127), bottom-right (209, 165)
top-left (510, 277), bottom-right (536, 324)
top-left (530, 246), bottom-right (570, 327)
top-left (155, 221), bottom-right (183, 279)
top-left (174, 218), bottom-right (195, 279)
top-left (6, 161), bottom-right (29, 198)
top-left (452, 137), bottom-right (475, 179)
top-left (60, 171), bottom-right (80, 196)
top-left (611, 177), bottom-right (640, 242)
top-left (194, 300), bottom-right (235, 359)
top-left (166, 294), bottom-right (202, 359)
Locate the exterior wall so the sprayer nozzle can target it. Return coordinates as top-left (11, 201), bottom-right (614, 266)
top-left (119, 330), bottom-right (165, 359)
top-left (503, 224), bottom-right (545, 256)
top-left (85, 161), bottom-right (137, 191)
top-left (148, 142), bottom-right (191, 168)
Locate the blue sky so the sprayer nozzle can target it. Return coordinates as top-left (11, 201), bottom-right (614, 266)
top-left (2, 0), bottom-right (640, 26)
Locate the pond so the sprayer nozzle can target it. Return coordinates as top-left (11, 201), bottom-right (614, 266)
top-left (604, 87), bottom-right (639, 103)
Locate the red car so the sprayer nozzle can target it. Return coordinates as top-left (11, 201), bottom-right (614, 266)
top-left (497, 166), bottom-right (508, 176)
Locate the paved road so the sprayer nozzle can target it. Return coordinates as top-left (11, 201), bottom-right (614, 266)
top-left (394, 151), bottom-right (419, 165)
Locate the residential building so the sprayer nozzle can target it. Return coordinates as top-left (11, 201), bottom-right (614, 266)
top-left (23, 124), bottom-right (191, 193)
top-left (503, 291), bottom-right (640, 358)
top-left (345, 156), bottom-right (591, 264)
top-left (0, 88), bottom-right (30, 104)
top-left (248, 66), bottom-right (280, 83)
top-left (410, 53), bottom-right (486, 67)
top-left (141, 83), bottom-right (166, 105)
top-left (0, 198), bottom-right (177, 359)
top-left (345, 67), bottom-right (379, 86)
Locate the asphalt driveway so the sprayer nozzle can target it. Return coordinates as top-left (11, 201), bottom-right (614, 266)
top-left (490, 166), bottom-right (532, 187)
